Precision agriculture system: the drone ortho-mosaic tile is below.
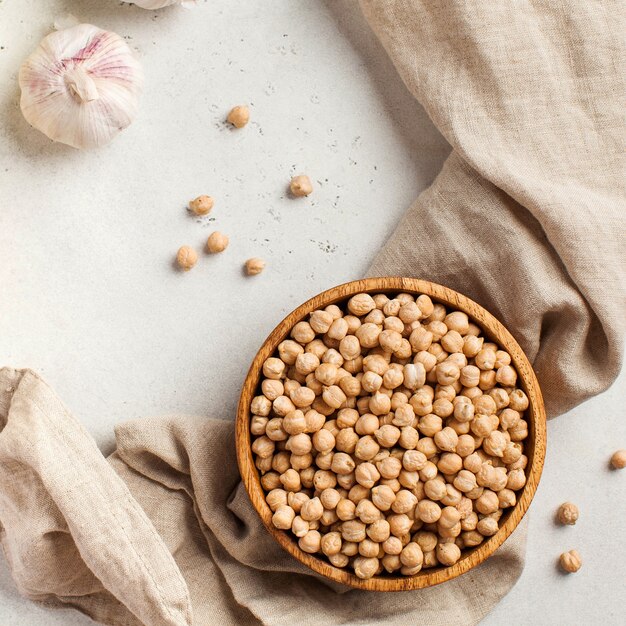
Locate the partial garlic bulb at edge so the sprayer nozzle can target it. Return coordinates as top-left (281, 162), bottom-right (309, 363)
top-left (19, 24), bottom-right (143, 149)
top-left (129, 0), bottom-right (197, 8)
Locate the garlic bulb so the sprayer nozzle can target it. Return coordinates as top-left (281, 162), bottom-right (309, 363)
top-left (129, 0), bottom-right (196, 8)
top-left (19, 24), bottom-right (143, 149)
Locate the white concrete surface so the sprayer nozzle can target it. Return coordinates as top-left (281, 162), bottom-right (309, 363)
top-left (0, 2), bottom-right (624, 625)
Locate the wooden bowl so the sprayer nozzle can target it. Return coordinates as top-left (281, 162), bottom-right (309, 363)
top-left (236, 277), bottom-right (546, 591)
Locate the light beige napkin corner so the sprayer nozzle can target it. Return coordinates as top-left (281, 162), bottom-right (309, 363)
top-left (1, 1), bottom-right (624, 625)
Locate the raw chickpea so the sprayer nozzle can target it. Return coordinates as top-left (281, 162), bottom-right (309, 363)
top-left (358, 538), bottom-right (380, 558)
top-left (336, 498), bottom-right (357, 521)
top-left (338, 335), bottom-right (360, 360)
top-left (369, 392), bottom-right (391, 416)
top-left (496, 365), bottom-right (517, 387)
top-left (301, 497), bottom-right (324, 522)
top-left (361, 371), bottom-right (383, 393)
top-left (393, 403), bottom-right (415, 428)
top-left (299, 530), bottom-right (321, 554)
top-left (461, 530), bottom-right (484, 547)
top-left (388, 514), bottom-right (412, 537)
top-left (436, 542), bottom-right (461, 566)
top-left (321, 531), bottom-right (342, 556)
top-left (245, 257), bottom-right (265, 276)
top-left (419, 461), bottom-right (438, 482)
top-left (434, 427), bottom-right (458, 452)
top-left (403, 363), bottom-right (426, 391)
top-left (375, 424), bottom-right (401, 448)
top-left (353, 556), bottom-right (379, 580)
top-left (288, 433), bottom-right (312, 456)
top-left (313, 469), bottom-right (337, 491)
top-left (328, 318), bottom-right (350, 343)
top-left (338, 375), bottom-right (361, 398)
top-left (290, 174), bottom-right (313, 197)
top-left (251, 436), bottom-right (274, 459)
top-left (461, 511), bottom-right (478, 531)
top-left (329, 553), bottom-right (350, 568)
top-left (489, 387), bottom-right (510, 410)
top-left (497, 488), bottom-right (516, 508)
top-left (371, 485), bottom-right (397, 511)
top-left (356, 323), bottom-right (381, 349)
top-left (419, 414), bottom-right (443, 437)
top-left (476, 517), bottom-right (499, 537)
top-left (262, 379), bottom-right (284, 402)
top-left (478, 370), bottom-right (497, 391)
top-left (354, 462), bottom-right (380, 489)
top-left (453, 469), bottom-right (477, 493)
top-left (610, 449), bottom-right (626, 469)
top-left (330, 451), bottom-right (356, 475)
top-left (437, 453), bottom-right (463, 475)
top-left (460, 365), bottom-right (480, 388)
top-left (441, 330), bottom-right (464, 354)
top-left (456, 434), bottom-right (476, 457)
top-left (287, 491), bottom-right (309, 513)
top-left (475, 490), bottom-right (499, 515)
top-left (402, 450), bottom-right (427, 472)
top-left (290, 386), bottom-right (315, 409)
top-left (315, 363), bottom-right (338, 386)
top-left (295, 352), bottom-right (320, 376)
top-left (417, 500), bottom-right (441, 524)
top-left (378, 456), bottom-right (402, 479)
top-left (483, 430), bottom-right (507, 457)
top-left (272, 505), bottom-right (296, 530)
top-left (251, 416), bottom-right (269, 436)
top-left (308, 310), bottom-right (333, 334)
top-left (313, 428), bottom-right (336, 452)
top-left (341, 541), bottom-right (359, 556)
top-left (559, 550), bottom-right (582, 573)
top-left (341, 520), bottom-right (367, 542)
top-left (336, 408), bottom-right (359, 429)
top-left (391, 490), bottom-right (417, 514)
top-left (347, 293), bottom-right (376, 316)
top-left (354, 413), bottom-right (380, 435)
top-left (278, 340), bottom-right (304, 365)
top-left (432, 398), bottom-right (454, 418)
top-left (424, 479), bottom-right (447, 501)
top-left (280, 468), bottom-right (301, 492)
top-left (398, 426), bottom-right (419, 449)
top-left (557, 502), bottom-right (579, 525)
top-left (509, 389), bottom-right (529, 412)
top-left (261, 472), bottom-right (281, 491)
top-left (266, 489), bottom-right (288, 512)
top-left (400, 542), bottom-right (424, 568)
top-left (206, 231), bottom-right (228, 253)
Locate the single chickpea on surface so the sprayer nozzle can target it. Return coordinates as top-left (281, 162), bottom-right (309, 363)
top-left (250, 291), bottom-right (530, 579)
top-left (290, 175), bottom-right (313, 197)
top-left (176, 246), bottom-right (197, 271)
top-left (556, 502), bottom-right (579, 525)
top-left (206, 231), bottom-right (229, 253)
top-left (227, 105), bottom-right (250, 128)
top-left (245, 257), bottom-right (265, 276)
top-left (559, 550), bottom-right (582, 573)
top-left (610, 449), bottom-right (626, 469)
top-left (188, 194), bottom-right (214, 216)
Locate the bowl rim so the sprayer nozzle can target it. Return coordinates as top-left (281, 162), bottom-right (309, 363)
top-left (236, 277), bottom-right (546, 591)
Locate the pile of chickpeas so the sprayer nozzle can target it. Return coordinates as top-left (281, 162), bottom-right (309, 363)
top-left (249, 292), bottom-right (529, 579)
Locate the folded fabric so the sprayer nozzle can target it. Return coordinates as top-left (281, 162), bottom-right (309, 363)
top-left (0, 368), bottom-right (526, 625)
top-left (1, 1), bottom-right (624, 625)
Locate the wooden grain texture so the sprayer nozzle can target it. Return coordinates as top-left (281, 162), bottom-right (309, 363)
top-left (236, 277), bottom-right (547, 592)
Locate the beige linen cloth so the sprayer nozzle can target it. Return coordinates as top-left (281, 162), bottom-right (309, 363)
top-left (1, 1), bottom-right (624, 625)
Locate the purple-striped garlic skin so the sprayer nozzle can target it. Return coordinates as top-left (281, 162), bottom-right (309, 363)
top-left (19, 24), bottom-right (143, 149)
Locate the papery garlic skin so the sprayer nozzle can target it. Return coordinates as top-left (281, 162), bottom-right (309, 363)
top-left (19, 24), bottom-right (143, 149)
top-left (129, 0), bottom-right (196, 8)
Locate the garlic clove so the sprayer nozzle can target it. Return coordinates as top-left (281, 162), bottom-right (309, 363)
top-left (19, 24), bottom-right (143, 150)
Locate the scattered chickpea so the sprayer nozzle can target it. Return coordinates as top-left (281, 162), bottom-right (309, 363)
top-left (610, 449), bottom-right (626, 469)
top-left (176, 245), bottom-right (197, 271)
top-left (251, 291), bottom-right (529, 579)
top-left (290, 175), bottom-right (313, 197)
top-left (206, 231), bottom-right (229, 253)
top-left (227, 105), bottom-right (250, 128)
top-left (557, 502), bottom-right (579, 525)
top-left (245, 257), bottom-right (265, 276)
top-left (559, 550), bottom-right (582, 573)
top-left (188, 194), bottom-right (214, 216)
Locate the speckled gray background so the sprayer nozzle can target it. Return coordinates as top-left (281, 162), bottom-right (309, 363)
top-left (0, 2), bottom-right (624, 625)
